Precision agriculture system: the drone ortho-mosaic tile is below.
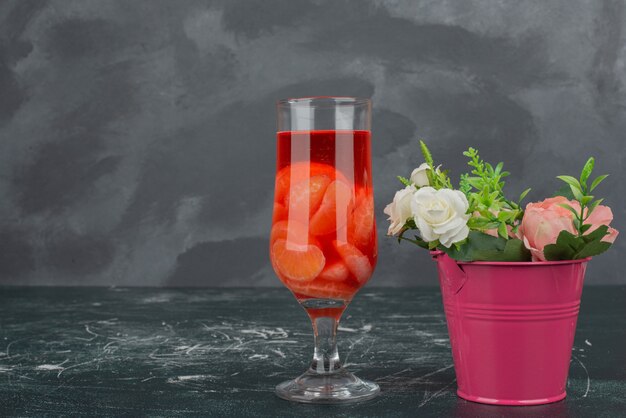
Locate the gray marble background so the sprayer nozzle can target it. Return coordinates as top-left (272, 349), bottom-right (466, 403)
top-left (0, 0), bottom-right (624, 286)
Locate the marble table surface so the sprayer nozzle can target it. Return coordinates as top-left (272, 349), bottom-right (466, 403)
top-left (0, 287), bottom-right (624, 417)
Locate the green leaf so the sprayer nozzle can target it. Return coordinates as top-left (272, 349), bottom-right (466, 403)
top-left (497, 211), bottom-right (512, 222)
top-left (582, 225), bottom-right (609, 243)
top-left (459, 174), bottom-right (472, 195)
top-left (544, 244), bottom-right (573, 261)
top-left (440, 231), bottom-right (501, 261)
top-left (483, 222), bottom-right (500, 230)
top-left (574, 240), bottom-right (611, 259)
top-left (495, 162), bottom-right (503, 176)
top-left (397, 226), bottom-right (430, 249)
top-left (543, 244), bottom-right (575, 261)
top-left (475, 238), bottom-right (531, 261)
top-left (467, 217), bottom-right (493, 228)
top-left (556, 230), bottom-right (585, 252)
top-left (580, 224), bottom-right (592, 233)
top-left (419, 140), bottom-right (434, 167)
top-left (544, 230), bottom-right (585, 260)
top-left (590, 174), bottom-right (608, 192)
top-left (440, 232), bottom-right (531, 262)
top-left (586, 198), bottom-right (604, 217)
top-left (581, 195), bottom-right (594, 205)
top-left (466, 177), bottom-right (483, 189)
top-left (428, 239), bottom-right (440, 250)
top-left (397, 175), bottom-right (411, 187)
top-left (557, 175), bottom-right (582, 191)
top-left (498, 238), bottom-right (532, 261)
top-left (405, 218), bottom-right (417, 229)
top-left (573, 217), bottom-right (581, 231)
top-left (558, 203), bottom-right (580, 218)
top-left (497, 223), bottom-right (508, 239)
top-left (570, 184), bottom-right (584, 201)
top-left (415, 235), bottom-right (429, 248)
top-left (518, 188), bottom-right (531, 203)
top-left (544, 227), bottom-right (612, 260)
top-left (425, 169), bottom-right (436, 189)
top-left (397, 235), bottom-right (430, 249)
top-left (580, 157), bottom-right (595, 187)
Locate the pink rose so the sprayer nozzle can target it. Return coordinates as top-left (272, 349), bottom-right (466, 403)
top-left (520, 196), bottom-right (619, 261)
top-left (585, 205), bottom-right (619, 243)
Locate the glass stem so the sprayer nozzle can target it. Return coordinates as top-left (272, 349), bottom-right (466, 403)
top-left (309, 316), bottom-right (343, 374)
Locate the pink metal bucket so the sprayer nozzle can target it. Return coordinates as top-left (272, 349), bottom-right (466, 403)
top-left (431, 251), bottom-right (589, 406)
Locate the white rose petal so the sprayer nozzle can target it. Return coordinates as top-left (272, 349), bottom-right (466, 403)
top-left (410, 163), bottom-right (431, 187)
top-left (410, 187), bottom-right (470, 248)
top-left (439, 223), bottom-right (469, 248)
top-left (416, 214), bottom-right (438, 242)
top-left (384, 185), bottom-right (416, 236)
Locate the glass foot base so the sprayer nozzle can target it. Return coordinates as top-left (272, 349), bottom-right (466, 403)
top-left (276, 368), bottom-right (380, 404)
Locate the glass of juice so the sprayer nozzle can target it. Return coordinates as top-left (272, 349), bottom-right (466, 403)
top-left (270, 97), bottom-right (379, 403)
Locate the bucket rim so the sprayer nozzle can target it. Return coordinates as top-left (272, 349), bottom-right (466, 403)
top-left (430, 250), bottom-right (591, 266)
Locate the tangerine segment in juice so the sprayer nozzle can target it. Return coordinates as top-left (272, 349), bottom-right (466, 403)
top-left (270, 130), bottom-right (376, 301)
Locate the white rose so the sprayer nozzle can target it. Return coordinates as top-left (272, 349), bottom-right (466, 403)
top-left (410, 163), bottom-right (431, 187)
top-left (384, 185), bottom-right (415, 236)
top-left (410, 187), bottom-right (470, 247)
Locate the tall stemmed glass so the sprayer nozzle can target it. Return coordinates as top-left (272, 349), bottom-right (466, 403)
top-left (270, 97), bottom-right (379, 403)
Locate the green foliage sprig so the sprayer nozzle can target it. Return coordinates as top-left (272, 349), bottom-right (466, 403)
top-left (543, 157), bottom-right (611, 260)
top-left (460, 148), bottom-right (530, 239)
top-left (397, 176), bottom-right (412, 187)
top-left (420, 141), bottom-right (452, 189)
top-left (555, 157), bottom-right (607, 237)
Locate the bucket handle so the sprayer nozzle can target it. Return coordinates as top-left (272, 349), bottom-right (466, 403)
top-left (431, 250), bottom-right (467, 294)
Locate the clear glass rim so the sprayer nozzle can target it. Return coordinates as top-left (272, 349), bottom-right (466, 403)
top-left (277, 96), bottom-right (370, 107)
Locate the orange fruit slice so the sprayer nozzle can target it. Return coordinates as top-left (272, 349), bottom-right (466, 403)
top-left (288, 278), bottom-right (356, 300)
top-left (270, 220), bottom-right (317, 247)
top-left (270, 221), bottom-right (318, 283)
top-left (270, 220), bottom-right (290, 244)
top-left (272, 239), bottom-right (325, 282)
top-left (310, 181), bottom-right (354, 236)
top-left (348, 192), bottom-right (375, 250)
top-left (284, 174), bottom-right (332, 222)
top-left (334, 241), bottom-right (373, 283)
top-left (274, 162), bottom-right (338, 205)
top-left (318, 262), bottom-right (350, 282)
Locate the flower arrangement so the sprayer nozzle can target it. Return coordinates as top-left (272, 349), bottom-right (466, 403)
top-left (385, 142), bottom-right (619, 262)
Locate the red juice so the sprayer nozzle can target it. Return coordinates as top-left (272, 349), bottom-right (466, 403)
top-left (270, 130), bottom-right (377, 303)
